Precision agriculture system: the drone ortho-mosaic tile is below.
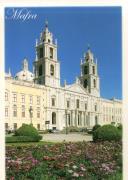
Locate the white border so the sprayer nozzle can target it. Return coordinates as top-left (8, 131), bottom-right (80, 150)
top-left (0, 1), bottom-right (128, 180)
top-left (122, 4), bottom-right (128, 180)
top-left (0, 4), bottom-right (5, 180)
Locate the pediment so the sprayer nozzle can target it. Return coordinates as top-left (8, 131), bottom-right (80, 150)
top-left (65, 83), bottom-right (88, 95)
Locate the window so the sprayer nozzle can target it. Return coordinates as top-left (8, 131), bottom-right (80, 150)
top-left (37, 96), bottom-right (40, 105)
top-left (5, 108), bottom-right (8, 117)
top-left (84, 79), bottom-right (88, 88)
top-left (52, 112), bottom-right (56, 124)
top-left (29, 106), bottom-right (33, 118)
top-left (95, 104), bottom-right (97, 111)
top-left (39, 65), bottom-right (42, 76)
top-left (5, 92), bottom-right (8, 101)
top-left (67, 100), bottom-right (70, 108)
top-left (50, 65), bottom-right (54, 76)
top-left (50, 47), bottom-right (53, 59)
top-left (13, 93), bottom-right (17, 102)
top-left (93, 79), bottom-right (96, 88)
top-left (85, 103), bottom-right (87, 110)
top-left (39, 47), bottom-right (43, 58)
top-left (48, 39), bottom-right (50, 43)
top-left (92, 66), bottom-right (95, 74)
top-left (52, 98), bottom-right (55, 106)
top-left (67, 114), bottom-right (71, 126)
top-left (22, 105), bottom-right (25, 117)
top-left (21, 94), bottom-right (25, 103)
top-left (14, 123), bottom-right (17, 130)
top-left (84, 66), bottom-right (88, 74)
top-left (76, 99), bottom-right (79, 109)
top-left (37, 124), bottom-right (40, 130)
top-left (5, 123), bottom-right (8, 130)
top-left (30, 96), bottom-right (33, 104)
top-left (13, 105), bottom-right (17, 117)
top-left (37, 107), bottom-right (40, 118)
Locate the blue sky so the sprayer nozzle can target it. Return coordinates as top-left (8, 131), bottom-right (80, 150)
top-left (5, 7), bottom-right (122, 99)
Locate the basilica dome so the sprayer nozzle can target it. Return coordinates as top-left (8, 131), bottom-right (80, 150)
top-left (15, 58), bottom-right (34, 82)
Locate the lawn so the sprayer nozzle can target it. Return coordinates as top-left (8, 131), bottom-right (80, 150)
top-left (6, 141), bottom-right (122, 180)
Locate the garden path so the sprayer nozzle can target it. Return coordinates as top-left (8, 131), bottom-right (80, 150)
top-left (42, 133), bottom-right (92, 142)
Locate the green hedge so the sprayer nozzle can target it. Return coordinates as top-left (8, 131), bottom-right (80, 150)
top-left (15, 124), bottom-right (39, 137)
top-left (93, 124), bottom-right (122, 142)
top-left (6, 135), bottom-right (42, 143)
top-left (92, 124), bottom-right (101, 132)
top-left (117, 124), bottom-right (122, 131)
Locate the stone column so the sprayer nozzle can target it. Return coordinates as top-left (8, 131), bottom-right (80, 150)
top-left (81, 112), bottom-right (84, 127)
top-left (84, 112), bottom-right (86, 127)
top-left (72, 110), bottom-right (75, 126)
top-left (75, 110), bottom-right (77, 127)
top-left (71, 110), bottom-right (73, 126)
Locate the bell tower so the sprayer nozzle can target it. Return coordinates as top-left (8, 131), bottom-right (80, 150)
top-left (79, 46), bottom-right (100, 97)
top-left (33, 21), bottom-right (60, 87)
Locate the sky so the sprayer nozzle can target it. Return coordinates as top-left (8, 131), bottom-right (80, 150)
top-left (5, 7), bottom-right (122, 99)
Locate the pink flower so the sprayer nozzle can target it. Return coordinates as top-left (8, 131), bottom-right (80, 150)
top-left (81, 166), bottom-right (86, 171)
top-left (10, 177), bottom-right (14, 180)
top-left (92, 159), bottom-right (97, 164)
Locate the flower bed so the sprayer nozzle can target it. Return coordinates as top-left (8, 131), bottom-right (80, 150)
top-left (6, 141), bottom-right (122, 179)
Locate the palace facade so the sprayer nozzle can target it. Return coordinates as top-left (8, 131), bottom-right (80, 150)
top-left (5, 22), bottom-right (122, 131)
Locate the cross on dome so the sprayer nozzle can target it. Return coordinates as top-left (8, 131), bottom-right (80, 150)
top-left (45, 19), bottom-right (48, 28)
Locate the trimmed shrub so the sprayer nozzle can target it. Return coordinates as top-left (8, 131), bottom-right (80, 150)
top-left (15, 124), bottom-right (39, 137)
top-left (6, 135), bottom-right (42, 143)
top-left (93, 124), bottom-right (122, 142)
top-left (92, 124), bottom-right (101, 133)
top-left (117, 124), bottom-right (122, 131)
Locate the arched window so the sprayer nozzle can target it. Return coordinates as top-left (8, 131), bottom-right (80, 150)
top-left (84, 66), bottom-right (88, 74)
top-left (50, 47), bottom-right (53, 58)
top-left (51, 96), bottom-right (56, 106)
top-left (84, 79), bottom-right (88, 88)
top-left (39, 48), bottom-right (43, 58)
top-left (52, 112), bottom-right (56, 124)
top-left (50, 65), bottom-right (54, 76)
top-left (76, 99), bottom-right (79, 109)
top-left (93, 79), bottom-right (96, 88)
top-left (92, 66), bottom-right (95, 74)
top-left (39, 65), bottom-right (42, 76)
top-left (95, 104), bottom-right (97, 111)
